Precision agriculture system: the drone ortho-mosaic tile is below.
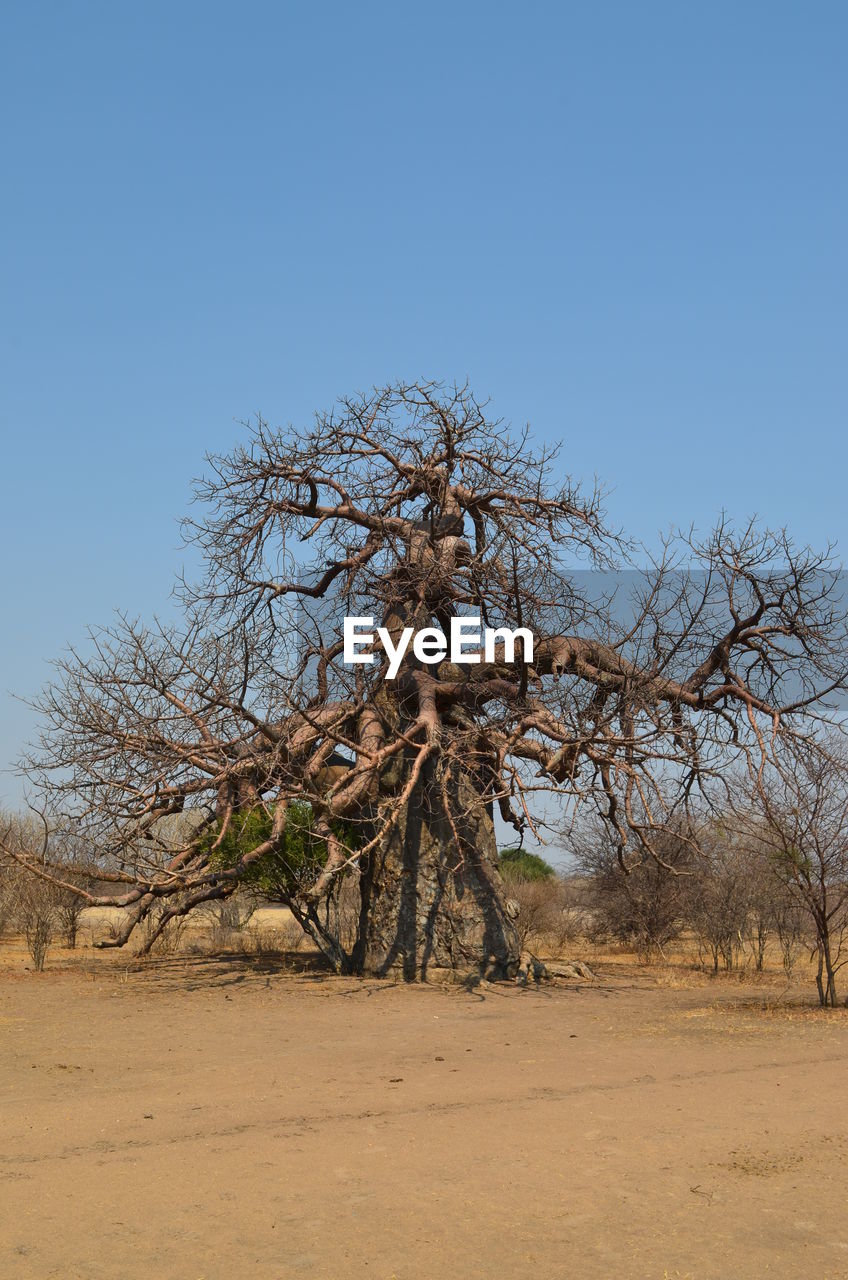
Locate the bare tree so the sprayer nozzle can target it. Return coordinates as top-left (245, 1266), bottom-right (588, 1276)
top-left (5, 382), bottom-right (848, 980)
top-left (728, 835), bottom-right (796, 975)
top-left (770, 893), bottom-right (807, 977)
top-left (2, 817), bottom-right (55, 969)
top-left (738, 741), bottom-right (848, 1006)
top-left (573, 820), bottom-right (691, 961)
top-left (685, 828), bottom-right (754, 972)
top-left (739, 855), bottom-right (774, 973)
top-left (0, 846), bottom-right (13, 943)
top-left (14, 875), bottom-right (58, 970)
top-left (0, 812), bottom-right (94, 965)
top-left (203, 893), bottom-right (255, 933)
top-left (54, 890), bottom-right (84, 949)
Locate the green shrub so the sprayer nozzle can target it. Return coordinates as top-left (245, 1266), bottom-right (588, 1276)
top-left (203, 802), bottom-right (357, 900)
top-left (497, 847), bottom-right (556, 882)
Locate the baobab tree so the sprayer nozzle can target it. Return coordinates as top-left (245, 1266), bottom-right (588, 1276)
top-left (7, 382), bottom-right (848, 979)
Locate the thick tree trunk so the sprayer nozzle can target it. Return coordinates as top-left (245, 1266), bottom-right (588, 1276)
top-left (353, 751), bottom-right (520, 980)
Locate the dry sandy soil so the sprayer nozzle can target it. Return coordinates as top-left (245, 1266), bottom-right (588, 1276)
top-left (1, 941), bottom-right (847, 1280)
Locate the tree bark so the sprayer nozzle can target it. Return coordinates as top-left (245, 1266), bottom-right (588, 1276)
top-left (817, 933), bottom-right (838, 1008)
top-left (353, 750), bottom-right (520, 980)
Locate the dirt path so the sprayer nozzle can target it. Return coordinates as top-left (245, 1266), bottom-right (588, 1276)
top-left (1, 958), bottom-right (847, 1279)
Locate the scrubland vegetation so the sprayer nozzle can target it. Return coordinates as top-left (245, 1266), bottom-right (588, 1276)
top-left (3, 805), bottom-right (844, 1006)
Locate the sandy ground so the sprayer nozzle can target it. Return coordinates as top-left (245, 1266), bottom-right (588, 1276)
top-left (1, 946), bottom-right (847, 1280)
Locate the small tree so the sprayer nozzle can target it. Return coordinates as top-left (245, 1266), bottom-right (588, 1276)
top-left (685, 829), bottom-right (755, 973)
top-left (13, 872), bottom-right (59, 970)
top-left (0, 812), bottom-right (96, 964)
top-left (505, 876), bottom-right (576, 956)
top-left (573, 822), bottom-right (691, 962)
top-left (55, 889), bottom-right (85, 948)
top-left (51, 847), bottom-right (96, 949)
top-left (0, 855), bottom-right (13, 943)
top-left (732, 837), bottom-right (798, 974)
top-left (740, 864), bottom-right (774, 973)
top-left (770, 892), bottom-right (807, 977)
top-left (202, 893), bottom-right (255, 950)
top-left (741, 741), bottom-right (848, 1007)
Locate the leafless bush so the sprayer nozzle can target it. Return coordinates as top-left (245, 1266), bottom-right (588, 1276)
top-left (734, 741), bottom-right (848, 1007)
top-left (1, 819), bottom-right (60, 968)
top-left (687, 876), bottom-right (748, 973)
top-left (53, 867), bottom-right (96, 948)
top-left (202, 893), bottom-right (255, 951)
top-left (277, 914), bottom-right (307, 952)
top-left (156, 916), bottom-right (190, 955)
top-left (0, 861), bottom-right (14, 942)
top-left (507, 877), bottom-right (575, 955)
top-left (14, 873), bottom-right (60, 971)
top-left (548, 896), bottom-right (583, 954)
top-left (248, 925), bottom-right (284, 956)
top-left (105, 912), bottom-right (129, 942)
top-left (0, 812), bottom-right (96, 960)
top-left (25, 913), bottom-right (53, 970)
top-left (215, 894), bottom-right (255, 931)
top-left (247, 913), bottom-right (307, 956)
top-left (771, 897), bottom-right (807, 977)
top-left (55, 892), bottom-right (85, 949)
top-left (572, 823), bottom-right (692, 962)
top-left (206, 922), bottom-right (236, 952)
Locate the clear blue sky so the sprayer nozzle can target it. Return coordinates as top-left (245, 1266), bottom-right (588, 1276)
top-left (1, 1), bottom-right (846, 808)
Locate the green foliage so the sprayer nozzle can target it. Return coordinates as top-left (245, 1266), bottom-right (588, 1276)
top-left (203, 803), bottom-right (357, 900)
top-left (770, 842), bottom-right (811, 879)
top-left (497, 846), bottom-right (556, 883)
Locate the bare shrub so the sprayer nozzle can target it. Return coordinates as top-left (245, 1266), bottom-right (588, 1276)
top-left (508, 877), bottom-right (574, 955)
top-left (771, 896), bottom-right (806, 977)
top-left (54, 881), bottom-right (91, 949)
top-left (1, 818), bottom-right (61, 968)
top-left (0, 861), bottom-right (14, 942)
top-left (153, 916), bottom-right (190, 955)
top-left (206, 922), bottom-right (237, 952)
top-left (25, 913), bottom-right (54, 970)
top-left (0, 813), bottom-right (96, 961)
top-left (736, 741), bottom-right (848, 1007)
top-left (706, 835), bottom-right (777, 975)
top-left (203, 893), bottom-right (255, 952)
top-left (106, 912), bottom-right (129, 943)
top-left (249, 925), bottom-right (284, 956)
top-left (56, 897), bottom-right (83, 948)
top-left (277, 914), bottom-right (307, 952)
top-left (247, 912), bottom-right (308, 955)
top-left (681, 828), bottom-right (755, 974)
top-left (216, 894), bottom-right (255, 931)
top-left (573, 823), bottom-right (691, 962)
top-left (547, 888), bottom-right (583, 954)
top-left (14, 874), bottom-right (60, 971)
top-left (740, 875), bottom-right (773, 973)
